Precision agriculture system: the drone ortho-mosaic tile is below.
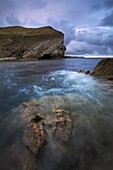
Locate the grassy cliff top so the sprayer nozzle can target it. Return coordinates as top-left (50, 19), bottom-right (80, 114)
top-left (0, 26), bottom-right (64, 37)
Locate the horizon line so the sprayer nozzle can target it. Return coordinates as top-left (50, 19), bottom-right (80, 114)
top-left (66, 54), bottom-right (113, 58)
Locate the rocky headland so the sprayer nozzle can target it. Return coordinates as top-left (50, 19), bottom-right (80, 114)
top-left (0, 26), bottom-right (66, 61)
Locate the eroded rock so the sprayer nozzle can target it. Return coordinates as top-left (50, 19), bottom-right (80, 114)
top-left (21, 100), bottom-right (72, 155)
top-left (22, 114), bottom-right (47, 155)
top-left (47, 109), bottom-right (72, 143)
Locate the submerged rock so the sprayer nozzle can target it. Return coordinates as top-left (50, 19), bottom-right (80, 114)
top-left (48, 109), bottom-right (72, 143)
top-left (91, 58), bottom-right (113, 79)
top-left (21, 99), bottom-right (72, 155)
top-left (22, 122), bottom-right (46, 155)
top-left (0, 26), bottom-right (66, 61)
top-left (22, 114), bottom-right (47, 155)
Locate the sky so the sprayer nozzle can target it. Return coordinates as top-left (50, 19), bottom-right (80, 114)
top-left (0, 0), bottom-right (113, 56)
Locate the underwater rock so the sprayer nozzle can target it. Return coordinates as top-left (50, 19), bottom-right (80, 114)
top-left (22, 114), bottom-right (47, 155)
top-left (21, 99), bottom-right (72, 155)
top-left (47, 109), bottom-right (72, 143)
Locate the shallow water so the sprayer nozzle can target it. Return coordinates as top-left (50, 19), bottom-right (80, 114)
top-left (0, 58), bottom-right (113, 170)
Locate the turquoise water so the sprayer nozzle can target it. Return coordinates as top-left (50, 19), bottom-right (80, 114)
top-left (0, 58), bottom-right (113, 170)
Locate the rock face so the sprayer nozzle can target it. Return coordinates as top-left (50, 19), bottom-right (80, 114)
top-left (0, 26), bottom-right (66, 61)
top-left (91, 58), bottom-right (113, 79)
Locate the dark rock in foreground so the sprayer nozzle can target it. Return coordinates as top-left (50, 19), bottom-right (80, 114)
top-left (0, 26), bottom-right (66, 61)
top-left (91, 58), bottom-right (113, 79)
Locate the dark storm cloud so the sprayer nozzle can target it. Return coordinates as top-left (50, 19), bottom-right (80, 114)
top-left (19, 0), bottom-right (47, 10)
top-left (29, 0), bottom-right (47, 10)
top-left (6, 15), bottom-right (21, 25)
top-left (66, 27), bottom-right (113, 55)
top-left (0, 0), bottom-right (103, 27)
top-left (101, 10), bottom-right (113, 26)
top-left (0, 0), bottom-right (47, 17)
top-left (91, 0), bottom-right (106, 11)
top-left (92, 0), bottom-right (113, 10)
top-left (0, 0), bottom-right (48, 26)
top-left (47, 19), bottom-right (76, 45)
top-left (105, 0), bottom-right (113, 8)
top-left (0, 0), bottom-right (14, 16)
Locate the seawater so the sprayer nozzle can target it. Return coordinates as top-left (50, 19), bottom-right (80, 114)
top-left (0, 58), bottom-right (113, 170)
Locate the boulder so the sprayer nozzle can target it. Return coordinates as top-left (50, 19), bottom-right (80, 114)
top-left (0, 26), bottom-right (66, 60)
top-left (91, 58), bottom-right (113, 79)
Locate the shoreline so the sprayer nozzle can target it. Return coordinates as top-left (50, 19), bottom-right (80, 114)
top-left (0, 55), bottom-right (112, 62)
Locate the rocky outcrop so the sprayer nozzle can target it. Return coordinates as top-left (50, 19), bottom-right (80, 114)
top-left (21, 100), bottom-right (72, 155)
top-left (22, 114), bottom-right (47, 155)
top-left (0, 26), bottom-right (66, 61)
top-left (91, 58), bottom-right (113, 79)
top-left (46, 109), bottom-right (72, 143)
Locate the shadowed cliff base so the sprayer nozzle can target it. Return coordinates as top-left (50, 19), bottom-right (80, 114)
top-left (0, 26), bottom-right (66, 61)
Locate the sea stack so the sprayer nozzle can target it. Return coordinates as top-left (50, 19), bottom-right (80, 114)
top-left (0, 26), bottom-right (66, 61)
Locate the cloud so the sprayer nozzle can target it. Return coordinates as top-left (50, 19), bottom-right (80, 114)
top-left (47, 19), bottom-right (76, 45)
top-left (66, 41), bottom-right (98, 55)
top-left (105, 0), bottom-right (113, 9)
top-left (0, 0), bottom-right (47, 24)
top-left (6, 14), bottom-right (22, 25)
top-left (0, 0), bottom-right (103, 27)
top-left (16, 0), bottom-right (47, 11)
top-left (0, 0), bottom-right (14, 16)
top-left (0, 0), bottom-right (113, 55)
top-left (66, 27), bottom-right (113, 55)
top-left (92, 0), bottom-right (113, 10)
top-left (101, 10), bottom-right (113, 26)
top-left (26, 0), bottom-right (47, 10)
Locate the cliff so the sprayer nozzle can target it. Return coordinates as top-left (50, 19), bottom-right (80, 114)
top-left (91, 58), bottom-right (113, 79)
top-left (0, 26), bottom-right (66, 61)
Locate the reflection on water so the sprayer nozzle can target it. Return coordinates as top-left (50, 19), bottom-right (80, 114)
top-left (0, 58), bottom-right (113, 170)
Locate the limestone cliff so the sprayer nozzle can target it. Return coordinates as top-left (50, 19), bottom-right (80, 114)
top-left (0, 26), bottom-right (66, 61)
